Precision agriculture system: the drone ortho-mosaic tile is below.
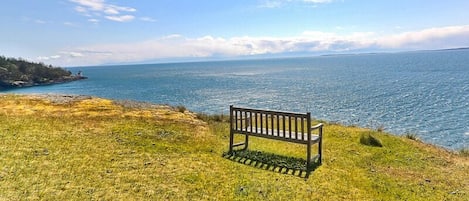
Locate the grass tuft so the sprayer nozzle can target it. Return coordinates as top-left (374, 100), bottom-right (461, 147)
top-left (404, 133), bottom-right (420, 141)
top-left (196, 113), bottom-right (228, 122)
top-left (459, 148), bottom-right (469, 157)
top-left (376, 125), bottom-right (385, 132)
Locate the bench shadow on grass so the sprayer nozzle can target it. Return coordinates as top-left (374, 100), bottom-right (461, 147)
top-left (223, 149), bottom-right (320, 179)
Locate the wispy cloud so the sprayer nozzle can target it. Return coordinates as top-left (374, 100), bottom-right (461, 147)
top-left (259, 0), bottom-right (333, 8)
top-left (34, 19), bottom-right (47, 24)
top-left (70, 0), bottom-right (137, 23)
top-left (88, 18), bottom-right (99, 23)
top-left (21, 17), bottom-right (48, 24)
top-left (63, 22), bottom-right (75, 26)
top-left (39, 25), bottom-right (469, 66)
top-left (140, 17), bottom-right (157, 22)
top-left (303, 0), bottom-right (332, 3)
top-left (37, 55), bottom-right (61, 60)
top-left (105, 15), bottom-right (135, 22)
top-left (259, 0), bottom-right (284, 8)
top-left (66, 52), bottom-right (85, 57)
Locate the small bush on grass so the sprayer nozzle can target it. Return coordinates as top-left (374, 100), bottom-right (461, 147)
top-left (360, 132), bottom-right (383, 147)
top-left (175, 105), bottom-right (186, 113)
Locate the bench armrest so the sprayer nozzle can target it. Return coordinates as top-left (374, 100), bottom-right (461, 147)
top-left (311, 123), bottom-right (323, 130)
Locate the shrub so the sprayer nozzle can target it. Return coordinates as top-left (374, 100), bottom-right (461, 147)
top-left (360, 132), bottom-right (383, 147)
top-left (175, 105), bottom-right (186, 113)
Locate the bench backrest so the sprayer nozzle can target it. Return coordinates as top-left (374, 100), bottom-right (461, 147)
top-left (230, 105), bottom-right (312, 141)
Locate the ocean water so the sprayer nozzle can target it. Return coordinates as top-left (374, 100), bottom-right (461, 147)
top-left (6, 49), bottom-right (469, 150)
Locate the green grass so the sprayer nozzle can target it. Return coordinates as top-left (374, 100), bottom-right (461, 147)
top-left (0, 94), bottom-right (468, 200)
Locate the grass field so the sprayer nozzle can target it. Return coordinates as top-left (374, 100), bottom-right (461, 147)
top-left (0, 94), bottom-right (467, 200)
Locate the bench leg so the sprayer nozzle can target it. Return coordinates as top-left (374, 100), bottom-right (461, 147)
top-left (243, 134), bottom-right (249, 150)
top-left (229, 130), bottom-right (234, 153)
top-left (318, 140), bottom-right (322, 165)
top-left (318, 127), bottom-right (323, 165)
top-left (307, 142), bottom-right (311, 169)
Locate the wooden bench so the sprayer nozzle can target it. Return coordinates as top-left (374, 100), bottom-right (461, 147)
top-left (229, 105), bottom-right (323, 167)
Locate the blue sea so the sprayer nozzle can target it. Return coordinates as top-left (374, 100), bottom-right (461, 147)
top-left (6, 49), bottom-right (469, 150)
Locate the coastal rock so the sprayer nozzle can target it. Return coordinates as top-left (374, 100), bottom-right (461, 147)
top-left (0, 75), bottom-right (87, 90)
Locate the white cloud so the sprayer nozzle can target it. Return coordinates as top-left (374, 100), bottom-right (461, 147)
top-left (75, 6), bottom-right (88, 13)
top-left (259, 0), bottom-right (284, 8)
top-left (63, 22), bottom-right (77, 27)
top-left (46, 25), bottom-right (469, 66)
top-left (69, 52), bottom-right (85, 57)
top-left (105, 15), bottom-right (135, 22)
top-left (35, 19), bottom-right (47, 24)
top-left (71, 0), bottom-right (105, 11)
top-left (140, 17), bottom-right (157, 22)
top-left (110, 5), bottom-right (136, 13)
top-left (37, 56), bottom-right (50, 60)
top-left (377, 25), bottom-right (469, 49)
top-left (303, 0), bottom-right (332, 3)
top-left (70, 0), bottom-right (137, 22)
top-left (103, 5), bottom-right (136, 15)
top-left (57, 51), bottom-right (86, 58)
top-left (103, 7), bottom-right (119, 15)
top-left (259, 0), bottom-right (333, 8)
top-left (88, 18), bottom-right (99, 24)
top-left (37, 55), bottom-right (61, 61)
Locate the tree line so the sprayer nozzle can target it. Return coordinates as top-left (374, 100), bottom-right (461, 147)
top-left (0, 56), bottom-right (73, 89)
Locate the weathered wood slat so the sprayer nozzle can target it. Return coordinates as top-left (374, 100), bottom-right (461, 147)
top-left (234, 127), bottom-right (320, 143)
top-left (277, 114), bottom-right (280, 137)
top-left (231, 106), bottom-right (308, 117)
top-left (260, 113), bottom-right (264, 134)
top-left (234, 110), bottom-right (238, 129)
top-left (295, 116), bottom-right (298, 140)
top-left (301, 117), bottom-right (305, 141)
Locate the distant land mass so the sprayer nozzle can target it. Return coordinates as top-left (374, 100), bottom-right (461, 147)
top-left (319, 47), bottom-right (469, 57)
top-left (433, 47), bottom-right (469, 51)
top-left (0, 56), bottom-right (86, 90)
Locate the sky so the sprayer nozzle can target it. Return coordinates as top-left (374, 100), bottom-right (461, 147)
top-left (1, 0), bottom-right (469, 67)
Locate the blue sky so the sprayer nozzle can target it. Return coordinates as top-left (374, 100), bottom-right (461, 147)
top-left (1, 0), bottom-right (469, 66)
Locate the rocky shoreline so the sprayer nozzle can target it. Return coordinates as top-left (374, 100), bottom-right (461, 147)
top-left (0, 75), bottom-right (87, 90)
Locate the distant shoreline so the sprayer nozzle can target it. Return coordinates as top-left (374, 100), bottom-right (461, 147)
top-left (0, 75), bottom-right (87, 91)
